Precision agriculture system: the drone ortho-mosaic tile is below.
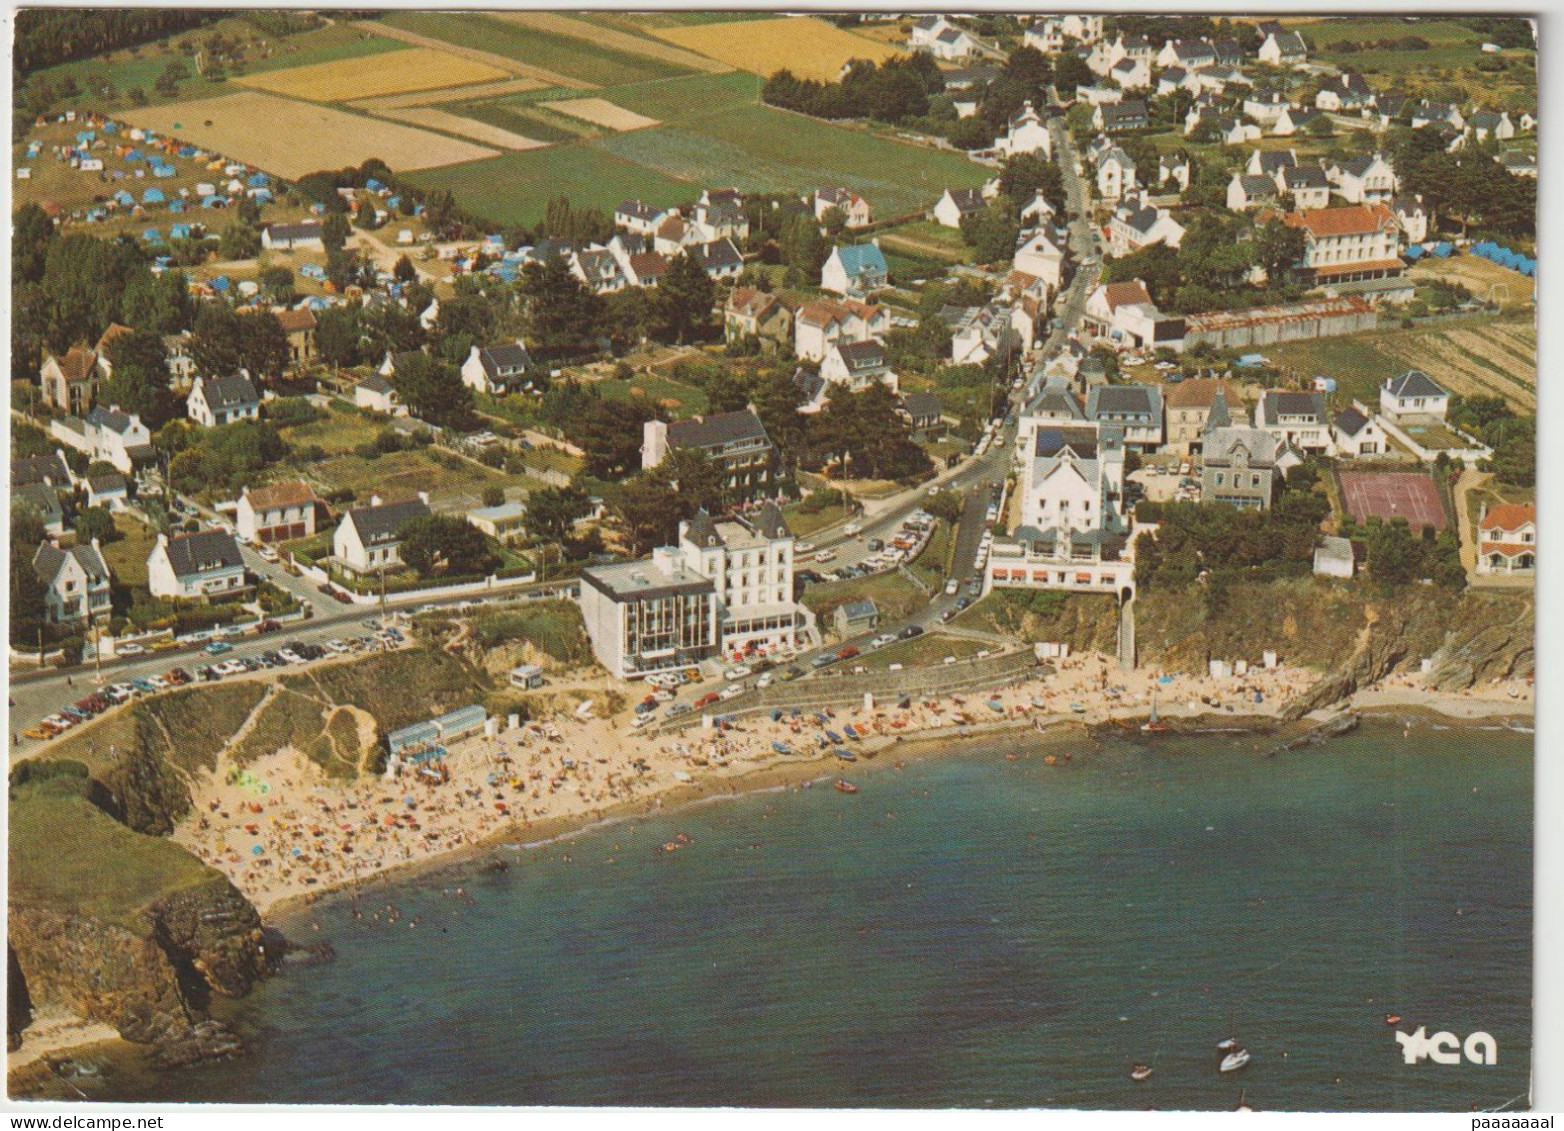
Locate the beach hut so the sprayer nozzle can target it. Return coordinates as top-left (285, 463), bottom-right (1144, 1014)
top-left (143, 187), bottom-right (165, 204)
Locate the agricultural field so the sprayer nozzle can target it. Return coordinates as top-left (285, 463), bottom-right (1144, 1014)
top-left (371, 107), bottom-right (546, 151)
top-left (652, 15), bottom-right (905, 83)
top-left (378, 11), bottom-right (689, 88)
top-left (240, 23), bottom-right (407, 74)
top-left (450, 99), bottom-right (597, 145)
top-left (349, 76), bottom-right (547, 113)
top-left (490, 12), bottom-right (732, 74)
top-left (1260, 315), bottom-right (1536, 413)
top-left (545, 98), bottom-right (660, 132)
top-left (121, 92), bottom-right (497, 178)
top-left (594, 70), bottom-right (760, 124)
top-left (237, 45), bottom-right (507, 102)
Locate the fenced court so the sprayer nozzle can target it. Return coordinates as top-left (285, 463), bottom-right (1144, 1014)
top-left (1338, 470), bottom-right (1449, 531)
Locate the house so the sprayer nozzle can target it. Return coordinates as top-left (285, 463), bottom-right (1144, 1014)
top-left (946, 304), bottom-right (1018, 367)
top-left (1284, 204), bottom-right (1403, 284)
top-left (1243, 89), bottom-right (1294, 126)
top-left (12, 449), bottom-right (74, 492)
top-left (820, 339), bottom-right (896, 393)
top-left (237, 479), bottom-right (322, 544)
top-left (1158, 152), bottom-right (1191, 192)
top-left (725, 287), bottom-right (792, 348)
top-left (1370, 91), bottom-right (1409, 128)
top-left (1026, 14), bottom-right (1103, 51)
top-left (1328, 153), bottom-right (1398, 203)
top-left (14, 484), bottom-right (65, 536)
top-left (814, 187), bottom-right (872, 228)
top-left (1157, 38), bottom-right (1216, 69)
top-left (1258, 30), bottom-right (1308, 66)
top-left (930, 24), bottom-right (979, 61)
top-left (1313, 536), bottom-right (1356, 578)
top-left (1095, 100), bottom-right (1148, 133)
top-left (1315, 72), bottom-right (1373, 112)
top-left (1077, 82), bottom-right (1125, 106)
top-left (994, 100), bottom-right (1051, 158)
top-left (332, 494), bottom-right (431, 575)
top-left (82, 406), bottom-right (154, 476)
top-left (1476, 503), bottom-right (1535, 575)
top-left (1219, 117), bottom-right (1262, 146)
top-left (1211, 38), bottom-right (1246, 66)
top-left (273, 306), bottom-right (317, 366)
top-left (466, 501), bottom-right (527, 545)
top-left (40, 347), bottom-right (103, 414)
top-left (1411, 100), bottom-right (1464, 132)
top-left (1248, 148), bottom-right (1298, 178)
top-left (85, 471), bottom-right (129, 510)
top-left (163, 331), bottom-right (198, 387)
top-left (623, 250), bottom-right (670, 288)
top-left (820, 242), bottom-right (889, 296)
top-left (834, 598), bottom-right (879, 637)
top-left (1086, 384), bottom-right (1163, 450)
top-left (693, 237), bottom-right (743, 281)
top-left (1228, 172), bottom-right (1279, 212)
top-left (694, 188), bottom-right (749, 242)
top-left (572, 246), bottom-right (627, 294)
top-left (1109, 57), bottom-right (1150, 90)
top-left (461, 341), bottom-right (534, 396)
top-left (1272, 107), bottom-right (1324, 137)
top-left (579, 502), bottom-right (802, 678)
top-left (1156, 67), bottom-right (1194, 98)
top-left (1331, 403), bottom-right (1385, 457)
top-left (1255, 390), bottom-right (1332, 455)
top-left (1164, 378), bottom-right (1243, 455)
top-left (1498, 151), bottom-right (1537, 178)
top-left (1379, 370), bottom-right (1449, 420)
top-left (615, 199), bottom-right (665, 235)
top-left (33, 540), bottom-right (112, 625)
top-left (1201, 422), bottom-right (1297, 510)
top-left (261, 221), bottom-right (323, 251)
top-left (1279, 165), bottom-right (1332, 211)
top-left (187, 374), bottom-right (260, 428)
top-left (1013, 230), bottom-right (1065, 292)
top-left (1082, 279), bottom-right (1184, 351)
top-left (349, 375), bottom-right (401, 420)
top-left (1018, 422), bottom-right (1127, 537)
top-left (1391, 196), bottom-right (1429, 244)
top-left (642, 409), bottom-right (783, 504)
top-left (147, 529), bottom-right (247, 600)
top-left (1107, 200), bottom-right (1184, 255)
top-left (794, 297), bottom-right (886, 362)
top-left (933, 187), bottom-right (986, 229)
top-left (652, 212), bottom-right (699, 257)
top-left (1467, 110), bottom-right (1515, 143)
top-left (909, 14), bottom-right (955, 49)
top-left (899, 391), bottom-right (945, 434)
top-left (1095, 146), bottom-right (1138, 200)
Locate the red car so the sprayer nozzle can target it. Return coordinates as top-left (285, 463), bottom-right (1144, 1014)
top-left (256, 620), bottom-right (283, 634)
top-left (837, 645), bottom-right (861, 660)
top-left (695, 692), bottom-right (721, 708)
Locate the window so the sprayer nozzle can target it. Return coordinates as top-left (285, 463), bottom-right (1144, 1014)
top-left (1216, 473), bottom-right (1225, 486)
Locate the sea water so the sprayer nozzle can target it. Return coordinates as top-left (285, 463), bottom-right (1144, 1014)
top-left (78, 718), bottom-right (1532, 1111)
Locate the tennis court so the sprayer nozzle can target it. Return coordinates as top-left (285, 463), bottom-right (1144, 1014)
top-left (1339, 470), bottom-right (1448, 531)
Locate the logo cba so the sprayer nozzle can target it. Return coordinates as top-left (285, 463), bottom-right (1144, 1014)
top-left (1395, 1026), bottom-right (1497, 1066)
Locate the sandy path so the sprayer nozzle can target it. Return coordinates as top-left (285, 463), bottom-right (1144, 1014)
top-left (492, 11), bottom-right (733, 74)
top-left (358, 19), bottom-right (597, 91)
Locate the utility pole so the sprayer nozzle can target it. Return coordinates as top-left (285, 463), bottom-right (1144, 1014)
top-left (93, 618), bottom-right (103, 685)
top-left (378, 566), bottom-right (386, 623)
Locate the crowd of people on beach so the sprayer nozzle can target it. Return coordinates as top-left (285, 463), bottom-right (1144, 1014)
top-left (174, 650), bottom-right (1531, 917)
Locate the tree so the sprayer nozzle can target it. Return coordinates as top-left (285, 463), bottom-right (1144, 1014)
top-left (258, 265), bottom-right (295, 303)
top-left (10, 538), bottom-right (50, 647)
top-left (925, 490), bottom-right (964, 525)
top-left (321, 211), bottom-right (351, 252)
top-left (101, 328), bottom-right (178, 427)
top-left (1250, 218), bottom-right (1306, 278)
top-left (314, 305), bottom-right (363, 368)
top-left (613, 473), bottom-right (683, 556)
top-left (121, 267), bottom-right (192, 334)
top-left (393, 254), bottom-right (418, 285)
top-left (526, 484), bottom-right (590, 542)
top-left (960, 197), bottom-right (1022, 264)
top-left (238, 311), bottom-right (290, 383)
top-left (518, 255), bottom-right (602, 356)
top-left (398, 514), bottom-right (496, 578)
top-left (652, 252), bottom-right (716, 344)
top-left (74, 506), bottom-right (122, 545)
top-left (1053, 51), bottom-right (1092, 93)
top-left (39, 234), bottom-right (147, 350)
top-left (13, 202), bottom-right (55, 286)
top-left (387, 353), bottom-right (477, 430)
top-left (650, 446), bottom-right (727, 516)
top-left (218, 221), bottom-right (260, 260)
top-left (482, 485), bottom-right (506, 508)
top-left (998, 153), bottom-right (1065, 217)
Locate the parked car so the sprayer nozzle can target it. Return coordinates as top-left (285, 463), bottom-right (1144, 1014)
top-left (257, 545), bottom-right (280, 563)
top-left (166, 668), bottom-right (191, 685)
top-left (151, 638), bottom-right (179, 652)
top-left (720, 684), bottom-right (744, 700)
top-left (870, 633), bottom-right (897, 649)
top-left (131, 678), bottom-right (156, 694)
top-left (795, 541), bottom-right (816, 554)
top-left (117, 642), bottom-right (146, 657)
top-left (811, 651), bottom-right (840, 669)
top-left (279, 648), bottom-right (304, 664)
top-left (867, 538), bottom-right (885, 552)
top-left (665, 702), bottom-right (693, 719)
top-left (724, 665), bottom-right (752, 680)
top-left (756, 672), bottom-right (774, 689)
top-left (782, 666), bottom-right (805, 682)
top-left (327, 639), bottom-right (350, 653)
top-left (945, 579), bottom-right (960, 596)
top-left (898, 624), bottom-right (925, 640)
top-left (837, 645), bottom-right (860, 661)
top-left (814, 549), bottom-right (837, 564)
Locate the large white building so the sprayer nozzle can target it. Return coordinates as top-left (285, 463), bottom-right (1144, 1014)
top-left (579, 503), bottom-right (806, 678)
top-left (995, 101), bottom-right (1051, 159)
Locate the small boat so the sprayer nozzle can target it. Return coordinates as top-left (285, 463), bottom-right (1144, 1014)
top-left (1069, 702), bottom-right (1086, 713)
top-left (834, 779), bottom-right (858, 793)
top-left (1220, 1048), bottom-right (1251, 1073)
top-left (834, 747), bottom-right (857, 762)
top-left (770, 708), bottom-right (783, 722)
top-left (1384, 1014), bottom-right (1401, 1026)
top-left (773, 741), bottom-right (792, 755)
top-left (1142, 687), bottom-right (1172, 733)
top-left (825, 729), bottom-right (844, 744)
top-left (988, 699), bottom-right (1005, 713)
top-left (843, 723), bottom-right (859, 739)
top-left (1216, 1037), bottom-right (1238, 1053)
top-left (1130, 1065), bottom-right (1154, 1082)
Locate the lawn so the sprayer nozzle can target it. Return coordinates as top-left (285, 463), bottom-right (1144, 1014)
top-left (859, 633), bottom-right (989, 670)
top-left (801, 570), bottom-right (929, 635)
top-left (381, 12), bottom-right (691, 87)
top-left (592, 372), bottom-right (709, 416)
top-left (307, 447), bottom-right (501, 507)
top-left (907, 520), bottom-right (955, 591)
top-left (782, 497), bottom-right (854, 540)
top-left (100, 513), bottom-right (161, 589)
top-left (278, 404), bottom-right (386, 455)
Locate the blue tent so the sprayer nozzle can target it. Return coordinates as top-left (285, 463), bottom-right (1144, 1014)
top-left (211, 275), bottom-right (231, 291)
top-left (202, 195), bottom-right (227, 209)
top-left (124, 148), bottom-right (144, 162)
top-left (143, 187), bottom-right (165, 204)
top-left (112, 190), bottom-right (134, 207)
top-left (1430, 242), bottom-right (1453, 257)
top-left (153, 163), bottom-right (176, 178)
top-left (75, 130), bottom-right (95, 144)
top-left (365, 177), bottom-right (387, 193)
top-left (170, 223), bottom-right (191, 240)
top-left (169, 199), bottom-right (186, 213)
top-left (247, 172), bottom-right (268, 188)
top-left (178, 145), bottom-right (197, 157)
top-left (102, 121), bottom-right (120, 134)
top-left (142, 228), bottom-right (163, 244)
top-left (249, 188), bottom-right (273, 204)
top-left (1403, 244), bottom-right (1424, 260)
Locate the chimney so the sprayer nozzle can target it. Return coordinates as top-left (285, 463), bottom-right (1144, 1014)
top-left (417, 491), bottom-right (429, 506)
top-left (642, 419), bottom-right (669, 470)
top-left (370, 494), bottom-right (382, 507)
top-left (156, 532), bottom-right (168, 550)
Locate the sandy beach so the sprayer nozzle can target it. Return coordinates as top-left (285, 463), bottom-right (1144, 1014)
top-left (167, 652), bottom-right (1533, 922)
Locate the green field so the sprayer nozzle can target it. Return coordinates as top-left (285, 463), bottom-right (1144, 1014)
top-left (451, 98), bottom-right (595, 144)
top-left (241, 24), bottom-right (406, 74)
top-left (594, 70), bottom-right (760, 123)
top-left (380, 11), bottom-right (690, 86)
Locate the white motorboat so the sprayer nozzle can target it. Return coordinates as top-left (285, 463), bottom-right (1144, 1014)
top-left (1220, 1048), bottom-right (1251, 1073)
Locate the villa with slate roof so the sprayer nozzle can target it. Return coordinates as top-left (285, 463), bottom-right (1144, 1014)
top-left (33, 540), bottom-right (112, 625)
top-left (1255, 390), bottom-right (1332, 455)
top-left (821, 242), bottom-right (889, 296)
top-left (461, 341), bottom-right (535, 397)
top-left (147, 529), bottom-right (248, 599)
top-left (1380, 370), bottom-right (1450, 420)
top-left (933, 187), bottom-right (986, 229)
top-left (641, 409), bottom-right (785, 504)
top-left (1087, 384), bottom-right (1164, 450)
top-left (187, 374), bottom-right (260, 428)
top-left (332, 494), bottom-right (432, 576)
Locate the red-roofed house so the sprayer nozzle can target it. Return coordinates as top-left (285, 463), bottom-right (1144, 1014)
top-left (1283, 203), bottom-right (1403, 283)
top-left (1477, 502), bottom-right (1535, 575)
top-left (40, 346), bottom-right (104, 414)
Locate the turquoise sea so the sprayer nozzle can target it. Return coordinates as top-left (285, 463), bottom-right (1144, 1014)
top-left (77, 717), bottom-right (1532, 1111)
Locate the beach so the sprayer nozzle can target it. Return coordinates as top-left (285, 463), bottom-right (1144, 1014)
top-left (169, 651), bottom-right (1533, 922)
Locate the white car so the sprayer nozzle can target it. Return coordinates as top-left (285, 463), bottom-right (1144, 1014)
top-left (720, 684), bottom-right (744, 700)
top-left (632, 712), bottom-right (657, 729)
top-left (654, 688), bottom-right (676, 703)
top-left (327, 639), bottom-right (350, 653)
top-left (843, 523), bottom-right (862, 536)
top-left (724, 665), bottom-right (752, 680)
top-left (117, 642), bottom-right (146, 657)
top-left (945, 579), bottom-right (960, 596)
top-left (217, 660), bottom-right (246, 676)
top-left (871, 633), bottom-right (897, 650)
top-left (279, 648), bottom-right (305, 664)
top-left (795, 541), bottom-right (816, 554)
top-left (257, 545), bottom-right (280, 563)
top-left (756, 672), bottom-right (774, 689)
top-left (814, 550), bottom-right (837, 564)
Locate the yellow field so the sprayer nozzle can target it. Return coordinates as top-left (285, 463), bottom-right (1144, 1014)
top-left (653, 16), bottom-right (905, 83)
top-left (237, 47), bottom-right (508, 102)
top-left (122, 93), bottom-right (498, 179)
top-left (544, 98), bottom-right (660, 131)
top-left (350, 77), bottom-right (546, 112)
top-left (372, 107), bottom-right (546, 151)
